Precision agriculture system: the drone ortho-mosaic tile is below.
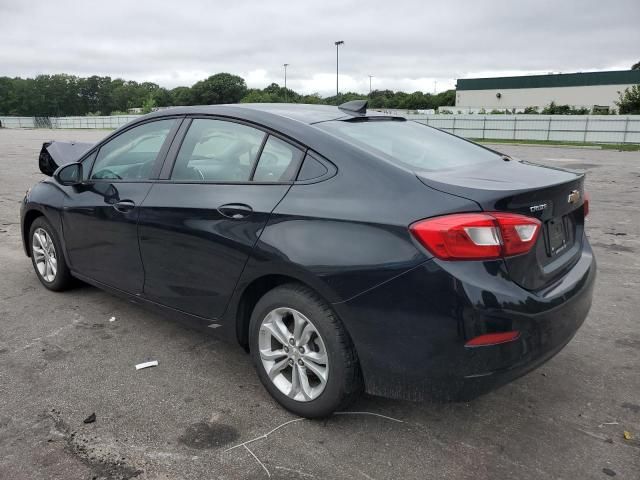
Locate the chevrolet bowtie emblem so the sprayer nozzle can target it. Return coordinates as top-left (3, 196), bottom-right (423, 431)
top-left (567, 190), bottom-right (581, 204)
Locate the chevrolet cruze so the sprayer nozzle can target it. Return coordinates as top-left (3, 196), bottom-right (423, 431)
top-left (21, 101), bottom-right (595, 417)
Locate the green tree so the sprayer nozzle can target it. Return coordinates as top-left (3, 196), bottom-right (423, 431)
top-left (170, 86), bottom-right (194, 106)
top-left (0, 71), bottom-right (457, 115)
top-left (301, 93), bottom-right (323, 104)
top-left (541, 101), bottom-right (589, 115)
top-left (240, 89), bottom-right (278, 103)
top-left (110, 79), bottom-right (138, 112)
top-left (79, 75), bottom-right (113, 114)
top-left (152, 87), bottom-right (171, 107)
top-left (632, 61), bottom-right (640, 70)
top-left (615, 85), bottom-right (640, 114)
top-left (434, 90), bottom-right (455, 107)
top-left (368, 89), bottom-right (395, 108)
top-left (0, 77), bottom-right (14, 114)
top-left (191, 73), bottom-right (247, 105)
top-left (142, 95), bottom-right (157, 114)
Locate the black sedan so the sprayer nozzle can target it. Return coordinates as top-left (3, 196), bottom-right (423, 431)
top-left (21, 101), bottom-right (596, 417)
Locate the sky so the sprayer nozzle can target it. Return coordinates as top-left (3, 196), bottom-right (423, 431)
top-left (0, 0), bottom-right (638, 96)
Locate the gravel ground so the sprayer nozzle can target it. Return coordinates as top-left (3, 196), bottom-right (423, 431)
top-left (0, 128), bottom-right (638, 480)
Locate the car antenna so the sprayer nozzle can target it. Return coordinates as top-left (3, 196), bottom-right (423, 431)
top-left (338, 100), bottom-right (368, 115)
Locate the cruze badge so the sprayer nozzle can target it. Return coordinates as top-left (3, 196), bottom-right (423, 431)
top-left (529, 203), bottom-right (547, 212)
top-left (567, 190), bottom-right (581, 204)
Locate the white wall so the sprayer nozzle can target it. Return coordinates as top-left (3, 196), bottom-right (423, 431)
top-left (456, 84), bottom-right (635, 109)
top-left (407, 114), bottom-right (640, 144)
top-left (0, 115), bottom-right (140, 129)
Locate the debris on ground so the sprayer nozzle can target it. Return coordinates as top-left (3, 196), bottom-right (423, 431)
top-left (602, 467), bottom-right (617, 477)
top-left (109, 316), bottom-right (116, 322)
top-left (623, 431), bottom-right (633, 441)
top-left (224, 411), bottom-right (405, 477)
top-left (599, 421), bottom-right (619, 428)
top-left (135, 360), bottom-right (158, 370)
top-left (83, 413), bottom-right (96, 424)
top-left (621, 402), bottom-right (640, 413)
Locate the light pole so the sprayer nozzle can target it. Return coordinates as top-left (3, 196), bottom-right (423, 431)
top-left (334, 40), bottom-right (344, 103)
top-left (368, 74), bottom-right (374, 94)
top-left (283, 63), bottom-right (289, 102)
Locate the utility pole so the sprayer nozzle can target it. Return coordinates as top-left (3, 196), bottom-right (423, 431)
top-left (334, 40), bottom-right (344, 103)
top-left (368, 74), bottom-right (373, 94)
top-left (283, 63), bottom-right (289, 102)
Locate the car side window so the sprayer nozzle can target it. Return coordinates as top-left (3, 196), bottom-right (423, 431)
top-left (171, 119), bottom-right (266, 182)
top-left (252, 135), bottom-right (304, 182)
top-left (80, 151), bottom-right (97, 181)
top-left (296, 153), bottom-right (329, 181)
top-left (90, 119), bottom-right (176, 181)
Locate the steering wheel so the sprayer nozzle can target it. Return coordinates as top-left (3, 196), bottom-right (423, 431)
top-left (193, 167), bottom-right (205, 181)
top-left (92, 168), bottom-right (122, 180)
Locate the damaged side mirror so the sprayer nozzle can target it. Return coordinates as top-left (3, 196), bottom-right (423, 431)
top-left (54, 162), bottom-right (83, 186)
top-left (38, 140), bottom-right (93, 177)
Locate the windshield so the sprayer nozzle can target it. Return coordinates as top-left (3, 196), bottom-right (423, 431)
top-left (316, 120), bottom-right (501, 171)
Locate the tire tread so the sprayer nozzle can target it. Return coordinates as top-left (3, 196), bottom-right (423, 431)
top-left (249, 282), bottom-right (363, 417)
top-left (29, 217), bottom-right (73, 291)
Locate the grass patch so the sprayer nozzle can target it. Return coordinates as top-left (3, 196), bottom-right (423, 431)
top-left (473, 138), bottom-right (640, 151)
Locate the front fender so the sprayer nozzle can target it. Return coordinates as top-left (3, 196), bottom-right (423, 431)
top-left (20, 180), bottom-right (67, 258)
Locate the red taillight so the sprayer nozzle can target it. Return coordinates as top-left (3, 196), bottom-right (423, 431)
top-left (410, 212), bottom-right (541, 260)
top-left (583, 192), bottom-right (590, 218)
top-left (465, 331), bottom-right (520, 347)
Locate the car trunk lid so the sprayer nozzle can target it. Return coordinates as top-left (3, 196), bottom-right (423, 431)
top-left (417, 159), bottom-right (586, 291)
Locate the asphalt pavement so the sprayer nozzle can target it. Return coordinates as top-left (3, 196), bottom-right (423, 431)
top-left (0, 128), bottom-right (638, 479)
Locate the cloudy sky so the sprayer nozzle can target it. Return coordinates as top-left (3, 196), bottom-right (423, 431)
top-left (0, 0), bottom-right (638, 96)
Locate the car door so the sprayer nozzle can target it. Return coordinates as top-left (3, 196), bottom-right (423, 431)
top-left (138, 117), bottom-right (304, 320)
top-left (61, 118), bottom-right (181, 293)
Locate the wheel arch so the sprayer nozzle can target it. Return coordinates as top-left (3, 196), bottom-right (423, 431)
top-left (232, 273), bottom-right (342, 350)
top-left (22, 208), bottom-right (45, 257)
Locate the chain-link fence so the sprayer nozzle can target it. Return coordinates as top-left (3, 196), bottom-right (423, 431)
top-left (1, 113), bottom-right (639, 144)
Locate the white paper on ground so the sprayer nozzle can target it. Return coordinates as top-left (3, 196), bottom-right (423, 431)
top-left (135, 360), bottom-right (158, 370)
top-left (109, 316), bottom-right (116, 322)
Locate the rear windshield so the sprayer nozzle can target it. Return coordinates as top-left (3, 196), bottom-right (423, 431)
top-left (316, 120), bottom-right (500, 171)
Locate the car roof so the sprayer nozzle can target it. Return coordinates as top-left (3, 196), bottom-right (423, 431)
top-left (145, 103), bottom-right (401, 125)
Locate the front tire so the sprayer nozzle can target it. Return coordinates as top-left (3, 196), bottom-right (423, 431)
top-left (249, 283), bottom-right (362, 418)
top-left (29, 217), bottom-right (73, 291)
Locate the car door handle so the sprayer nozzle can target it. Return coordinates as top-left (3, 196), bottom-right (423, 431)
top-left (217, 203), bottom-right (253, 219)
top-left (113, 200), bottom-right (136, 213)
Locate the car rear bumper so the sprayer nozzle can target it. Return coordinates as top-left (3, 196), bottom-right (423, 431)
top-left (334, 236), bottom-right (596, 401)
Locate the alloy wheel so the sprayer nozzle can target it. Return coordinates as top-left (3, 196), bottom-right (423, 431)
top-left (32, 227), bottom-right (57, 283)
top-left (258, 307), bottom-right (329, 402)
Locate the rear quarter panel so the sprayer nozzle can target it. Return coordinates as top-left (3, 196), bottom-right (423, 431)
top-left (227, 142), bottom-right (481, 323)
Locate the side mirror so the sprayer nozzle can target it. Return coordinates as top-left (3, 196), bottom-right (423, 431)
top-left (54, 162), bottom-right (83, 186)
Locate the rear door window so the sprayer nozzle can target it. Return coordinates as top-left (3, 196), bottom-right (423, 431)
top-left (252, 136), bottom-right (303, 182)
top-left (171, 119), bottom-right (265, 182)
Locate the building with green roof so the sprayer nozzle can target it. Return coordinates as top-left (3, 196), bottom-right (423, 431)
top-left (455, 70), bottom-right (640, 113)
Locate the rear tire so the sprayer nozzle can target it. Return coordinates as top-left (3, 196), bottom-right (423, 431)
top-left (29, 217), bottom-right (73, 291)
top-left (249, 283), bottom-right (362, 418)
